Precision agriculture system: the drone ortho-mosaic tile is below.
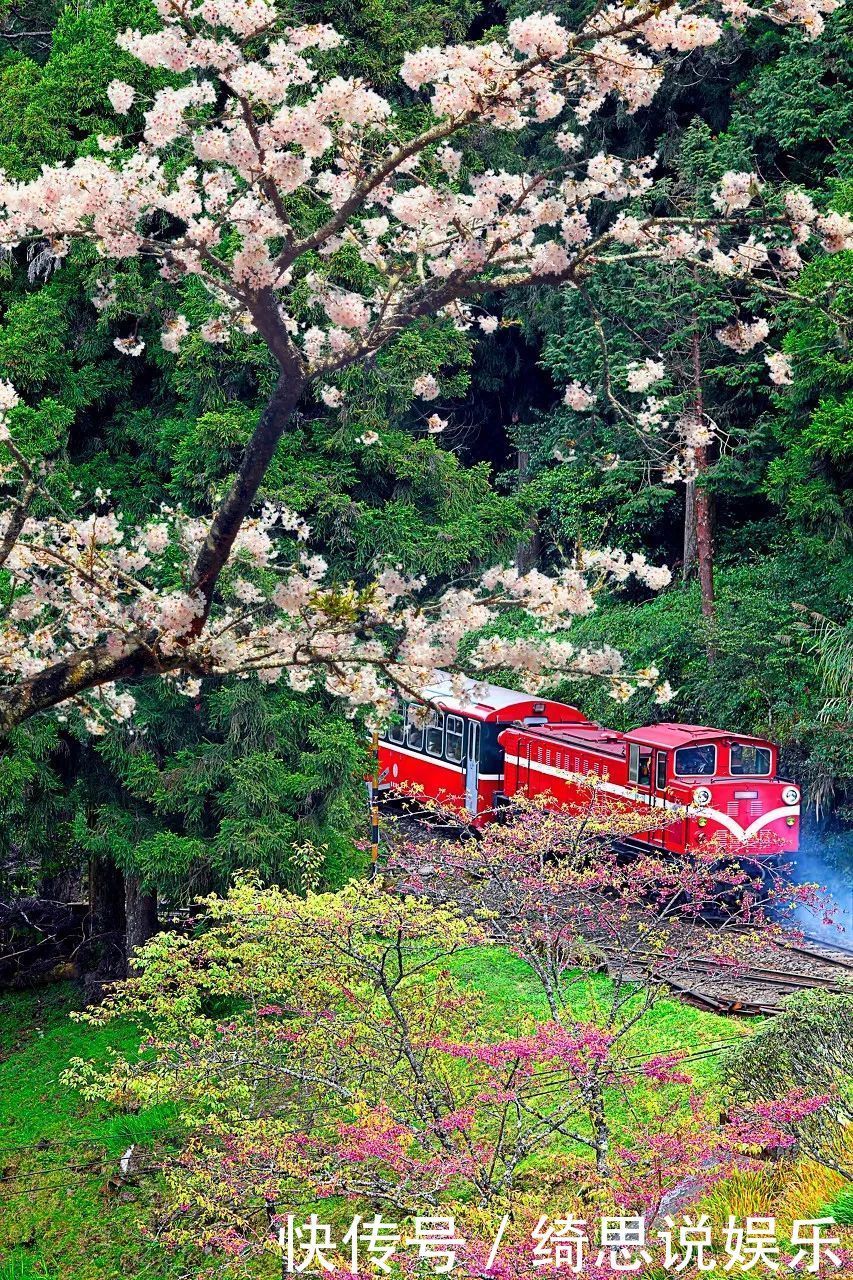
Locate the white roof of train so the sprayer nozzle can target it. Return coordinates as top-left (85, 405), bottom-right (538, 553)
top-left (419, 671), bottom-right (554, 715)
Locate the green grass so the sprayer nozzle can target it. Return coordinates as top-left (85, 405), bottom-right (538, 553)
top-left (446, 944), bottom-right (749, 1051)
top-left (0, 952), bottom-right (752, 1279)
top-left (825, 1186), bottom-right (853, 1225)
top-left (445, 945), bottom-right (751, 1142)
top-left (0, 986), bottom-right (178, 1280)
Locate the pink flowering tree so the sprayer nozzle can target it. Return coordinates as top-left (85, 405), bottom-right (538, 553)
top-left (67, 869), bottom-right (830, 1274)
top-left (0, 0), bottom-right (848, 732)
top-left (387, 792), bottom-right (828, 1174)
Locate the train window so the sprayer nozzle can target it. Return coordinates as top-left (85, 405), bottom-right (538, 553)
top-left (674, 745), bottom-right (716, 776)
top-left (628, 744), bottom-right (652, 786)
top-left (406, 706), bottom-right (425, 752)
top-left (425, 711), bottom-right (445, 758)
top-left (731, 742), bottom-right (772, 776)
top-left (387, 715), bottom-right (405, 745)
top-left (445, 715), bottom-right (465, 763)
top-left (656, 752), bottom-right (667, 790)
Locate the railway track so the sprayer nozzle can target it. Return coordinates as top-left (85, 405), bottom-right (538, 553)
top-left (607, 939), bottom-right (853, 1017)
top-left (789, 933), bottom-right (853, 962)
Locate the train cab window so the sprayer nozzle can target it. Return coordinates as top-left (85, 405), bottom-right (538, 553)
top-left (731, 742), bottom-right (772, 776)
top-left (425, 711), bottom-right (445, 757)
top-left (674, 745), bottom-right (716, 776)
top-left (445, 715), bottom-right (465, 763)
top-left (655, 752), bottom-right (667, 791)
top-left (406, 706), bottom-right (425, 752)
top-left (628, 743), bottom-right (652, 786)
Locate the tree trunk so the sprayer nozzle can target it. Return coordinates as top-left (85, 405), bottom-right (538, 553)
top-left (84, 857), bottom-right (126, 993)
top-left (514, 449), bottom-right (541, 574)
top-left (189, 355), bottom-right (306, 626)
top-left (691, 331), bottom-right (716, 662)
top-left (683, 479), bottom-right (698, 581)
top-left (695, 452), bottom-right (716, 628)
top-left (124, 875), bottom-right (157, 969)
top-left (0, 633), bottom-right (171, 735)
top-left (587, 1081), bottom-right (612, 1178)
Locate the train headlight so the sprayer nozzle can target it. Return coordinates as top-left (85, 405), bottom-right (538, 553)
top-left (693, 786), bottom-right (712, 807)
top-left (786, 816), bottom-right (797, 827)
top-left (781, 785), bottom-right (800, 806)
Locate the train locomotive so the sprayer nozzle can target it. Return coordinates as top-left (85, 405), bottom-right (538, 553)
top-left (377, 673), bottom-right (801, 856)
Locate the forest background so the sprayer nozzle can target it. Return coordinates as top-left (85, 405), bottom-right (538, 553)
top-left (0, 0), bottom-right (851, 959)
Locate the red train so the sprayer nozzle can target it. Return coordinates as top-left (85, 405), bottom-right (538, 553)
top-left (377, 674), bottom-right (801, 855)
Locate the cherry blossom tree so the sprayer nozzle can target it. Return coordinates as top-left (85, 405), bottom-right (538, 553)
top-left (0, 0), bottom-right (848, 733)
top-left (387, 792), bottom-right (823, 1174)
top-left (68, 856), bottom-right (830, 1274)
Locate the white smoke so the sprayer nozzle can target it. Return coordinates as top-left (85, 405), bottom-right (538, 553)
top-left (785, 839), bottom-right (853, 947)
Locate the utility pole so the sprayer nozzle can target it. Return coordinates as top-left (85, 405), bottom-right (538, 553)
top-left (366, 729), bottom-right (381, 878)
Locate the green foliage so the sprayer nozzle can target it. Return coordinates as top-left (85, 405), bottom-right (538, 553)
top-left (67, 680), bottom-right (370, 896)
top-left (721, 988), bottom-right (853, 1179)
top-left (813, 614), bottom-right (853, 727)
top-left (0, 0), bottom-right (849, 1270)
top-left (0, 0), bottom-right (530, 902)
top-left (494, 4), bottom-right (853, 856)
top-left (0, 720), bottom-right (70, 893)
top-left (825, 1187), bottom-right (853, 1225)
top-left (0, 958), bottom-right (739, 1280)
top-left (0, 0), bottom-right (162, 178)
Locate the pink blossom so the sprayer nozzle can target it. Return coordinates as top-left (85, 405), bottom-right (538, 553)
top-left (713, 170), bottom-right (761, 214)
top-left (626, 357), bottom-right (665, 393)
top-left (412, 373), bottom-right (440, 400)
top-left (716, 317), bottom-right (770, 352)
top-left (0, 380), bottom-right (20, 413)
top-left (106, 79), bottom-right (135, 113)
top-left (114, 336), bottom-right (145, 357)
top-left (564, 381), bottom-right (595, 411)
top-left (160, 315), bottom-right (189, 353)
top-left (200, 317), bottom-right (230, 344)
top-left (765, 351), bottom-right (794, 385)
